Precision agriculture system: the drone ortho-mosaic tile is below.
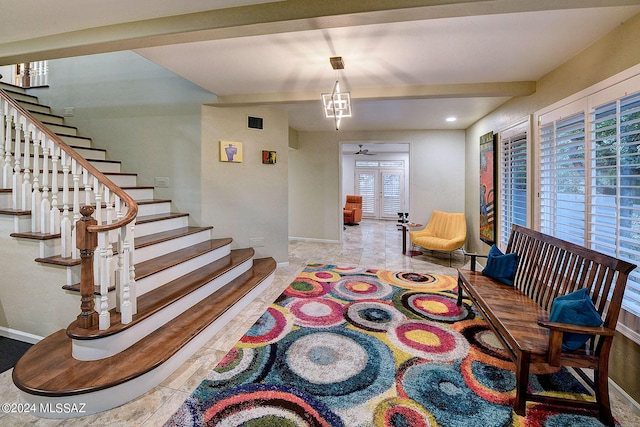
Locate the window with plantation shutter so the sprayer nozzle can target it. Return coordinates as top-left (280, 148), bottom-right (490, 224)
top-left (498, 121), bottom-right (528, 248)
top-left (589, 92), bottom-right (640, 317)
top-left (536, 74), bottom-right (640, 322)
top-left (538, 111), bottom-right (586, 246)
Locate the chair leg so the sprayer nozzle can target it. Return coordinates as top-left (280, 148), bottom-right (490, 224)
top-left (594, 368), bottom-right (615, 426)
top-left (514, 353), bottom-right (530, 416)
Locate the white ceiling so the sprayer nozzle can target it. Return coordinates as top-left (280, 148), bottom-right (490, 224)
top-left (1, 1), bottom-right (639, 132)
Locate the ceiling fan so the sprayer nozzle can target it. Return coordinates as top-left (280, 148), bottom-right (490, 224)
top-left (351, 144), bottom-right (376, 155)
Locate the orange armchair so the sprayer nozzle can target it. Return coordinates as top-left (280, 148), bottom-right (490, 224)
top-left (343, 195), bottom-right (363, 224)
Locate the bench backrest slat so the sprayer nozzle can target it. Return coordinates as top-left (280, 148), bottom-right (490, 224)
top-left (505, 224), bottom-right (636, 329)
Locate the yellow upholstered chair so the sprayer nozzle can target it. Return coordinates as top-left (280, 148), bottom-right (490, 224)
top-left (409, 210), bottom-right (467, 265)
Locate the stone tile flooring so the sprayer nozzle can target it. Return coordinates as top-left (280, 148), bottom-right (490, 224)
top-left (0, 220), bottom-right (638, 426)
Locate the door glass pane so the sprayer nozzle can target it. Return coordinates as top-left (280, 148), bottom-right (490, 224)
top-left (357, 172), bottom-right (376, 215)
top-left (382, 172), bottom-right (402, 217)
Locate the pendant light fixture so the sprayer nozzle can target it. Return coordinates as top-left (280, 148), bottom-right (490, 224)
top-left (321, 56), bottom-right (352, 130)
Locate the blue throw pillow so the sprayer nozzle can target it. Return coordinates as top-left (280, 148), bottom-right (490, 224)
top-left (482, 245), bottom-right (519, 286)
top-left (549, 288), bottom-right (603, 351)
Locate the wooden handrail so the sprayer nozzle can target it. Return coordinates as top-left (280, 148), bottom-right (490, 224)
top-left (0, 88), bottom-right (138, 231)
top-left (2, 86), bottom-right (139, 329)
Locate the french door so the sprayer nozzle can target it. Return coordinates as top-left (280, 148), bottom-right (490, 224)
top-left (356, 169), bottom-right (405, 219)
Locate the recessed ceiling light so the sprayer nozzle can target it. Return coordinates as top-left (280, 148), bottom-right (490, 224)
top-left (446, 117), bottom-right (457, 122)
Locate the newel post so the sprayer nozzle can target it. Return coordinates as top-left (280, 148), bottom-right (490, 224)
top-left (76, 205), bottom-right (98, 328)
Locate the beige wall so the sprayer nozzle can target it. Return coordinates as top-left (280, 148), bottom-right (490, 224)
top-left (0, 219), bottom-right (77, 338)
top-left (289, 130), bottom-right (466, 242)
top-left (35, 51), bottom-right (216, 226)
top-left (201, 106), bottom-right (289, 263)
top-left (464, 12), bottom-right (640, 402)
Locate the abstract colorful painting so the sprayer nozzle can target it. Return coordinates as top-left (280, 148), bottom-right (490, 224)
top-left (480, 131), bottom-right (495, 245)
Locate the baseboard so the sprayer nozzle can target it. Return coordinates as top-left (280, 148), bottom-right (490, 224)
top-left (610, 377), bottom-right (640, 416)
top-left (0, 326), bottom-right (43, 344)
top-left (288, 236), bottom-right (340, 244)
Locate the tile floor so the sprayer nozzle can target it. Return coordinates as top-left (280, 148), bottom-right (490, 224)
top-left (0, 220), bottom-right (638, 426)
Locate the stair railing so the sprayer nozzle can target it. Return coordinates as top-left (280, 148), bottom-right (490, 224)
top-left (14, 61), bottom-right (49, 88)
top-left (0, 89), bottom-right (138, 330)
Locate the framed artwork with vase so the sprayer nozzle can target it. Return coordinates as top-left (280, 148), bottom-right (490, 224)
top-left (220, 141), bottom-right (243, 163)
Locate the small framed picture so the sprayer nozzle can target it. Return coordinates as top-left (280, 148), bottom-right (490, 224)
top-left (262, 150), bottom-right (276, 164)
top-left (220, 141), bottom-right (243, 162)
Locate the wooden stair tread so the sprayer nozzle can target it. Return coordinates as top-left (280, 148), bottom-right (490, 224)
top-left (105, 172), bottom-right (137, 176)
top-left (67, 247), bottom-right (254, 339)
top-left (136, 212), bottom-right (189, 224)
top-left (136, 199), bottom-right (171, 205)
top-left (134, 225), bottom-right (213, 249)
top-left (13, 257), bottom-right (276, 397)
top-left (135, 237), bottom-right (232, 280)
top-left (34, 226), bottom-right (218, 267)
top-left (82, 158), bottom-right (121, 164)
top-left (1, 208), bottom-right (32, 216)
top-left (60, 238), bottom-right (235, 292)
top-left (10, 230), bottom-right (60, 239)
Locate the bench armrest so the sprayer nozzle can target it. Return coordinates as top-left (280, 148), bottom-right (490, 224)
top-left (462, 251), bottom-right (488, 272)
top-left (537, 319), bottom-right (614, 336)
top-left (537, 318), bottom-right (615, 366)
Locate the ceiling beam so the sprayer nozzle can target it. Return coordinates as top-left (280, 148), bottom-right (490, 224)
top-left (212, 81), bottom-right (536, 106)
top-left (1, 0), bottom-right (636, 65)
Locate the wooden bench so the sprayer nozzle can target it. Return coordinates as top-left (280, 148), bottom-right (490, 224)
top-left (457, 225), bottom-right (636, 426)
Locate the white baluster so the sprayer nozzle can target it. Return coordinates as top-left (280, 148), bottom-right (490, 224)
top-left (115, 196), bottom-right (124, 311)
top-left (49, 144), bottom-right (60, 234)
top-left (11, 114), bottom-right (22, 209)
top-left (104, 186), bottom-right (115, 245)
top-left (128, 219), bottom-right (136, 316)
top-left (93, 177), bottom-right (102, 225)
top-left (2, 108), bottom-right (12, 189)
top-left (97, 232), bottom-right (111, 330)
top-left (0, 101), bottom-right (5, 189)
top-left (30, 132), bottom-right (41, 232)
top-left (21, 123), bottom-right (32, 211)
top-left (71, 160), bottom-right (81, 259)
top-left (105, 187), bottom-right (113, 225)
top-left (83, 169), bottom-right (91, 207)
top-left (42, 61), bottom-right (49, 86)
top-left (116, 217), bottom-right (133, 325)
top-left (60, 151), bottom-right (72, 257)
top-left (31, 62), bottom-right (41, 87)
top-left (40, 138), bottom-right (50, 234)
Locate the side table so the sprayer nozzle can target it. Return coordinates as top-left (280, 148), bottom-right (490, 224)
top-left (401, 223), bottom-right (423, 256)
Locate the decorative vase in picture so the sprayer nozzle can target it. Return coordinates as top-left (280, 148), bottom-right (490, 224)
top-left (219, 141), bottom-right (243, 163)
top-left (225, 144), bottom-right (237, 161)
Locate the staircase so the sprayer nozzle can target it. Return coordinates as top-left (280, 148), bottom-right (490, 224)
top-left (0, 81), bottom-right (276, 418)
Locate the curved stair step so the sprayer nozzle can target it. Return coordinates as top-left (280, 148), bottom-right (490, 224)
top-left (67, 246), bottom-right (251, 340)
top-left (12, 257), bottom-right (276, 418)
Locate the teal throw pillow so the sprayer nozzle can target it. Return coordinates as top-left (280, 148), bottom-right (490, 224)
top-left (482, 245), bottom-right (519, 286)
top-left (549, 288), bottom-right (602, 351)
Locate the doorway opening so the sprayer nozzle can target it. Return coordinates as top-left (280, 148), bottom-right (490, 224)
top-left (341, 142), bottom-right (410, 221)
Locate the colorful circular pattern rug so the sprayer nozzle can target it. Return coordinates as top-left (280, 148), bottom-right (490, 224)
top-left (164, 264), bottom-right (614, 427)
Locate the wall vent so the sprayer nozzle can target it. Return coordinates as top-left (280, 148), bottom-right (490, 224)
top-left (248, 116), bottom-right (264, 130)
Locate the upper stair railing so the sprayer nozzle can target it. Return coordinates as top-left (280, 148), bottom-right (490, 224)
top-left (14, 61), bottom-right (49, 88)
top-left (0, 88), bottom-right (138, 330)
